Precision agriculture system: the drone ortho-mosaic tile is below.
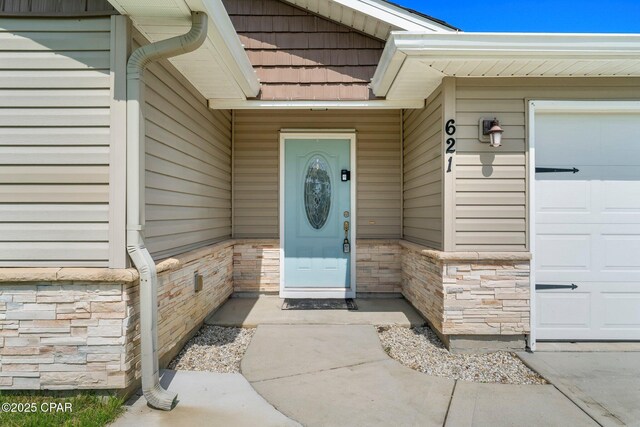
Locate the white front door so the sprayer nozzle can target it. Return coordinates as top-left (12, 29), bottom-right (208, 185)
top-left (535, 109), bottom-right (640, 340)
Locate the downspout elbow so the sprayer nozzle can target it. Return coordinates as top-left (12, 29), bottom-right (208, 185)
top-left (126, 11), bottom-right (208, 411)
top-left (127, 11), bottom-right (208, 80)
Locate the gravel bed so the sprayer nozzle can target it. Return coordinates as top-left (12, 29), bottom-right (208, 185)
top-left (168, 326), bottom-right (255, 373)
top-left (377, 325), bottom-right (546, 385)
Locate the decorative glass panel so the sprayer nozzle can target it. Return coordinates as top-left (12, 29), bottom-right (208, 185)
top-left (304, 157), bottom-right (331, 229)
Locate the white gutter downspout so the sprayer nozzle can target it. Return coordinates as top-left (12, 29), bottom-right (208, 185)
top-left (126, 11), bottom-right (207, 411)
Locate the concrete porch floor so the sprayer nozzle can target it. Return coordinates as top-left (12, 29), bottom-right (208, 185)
top-left (205, 295), bottom-right (426, 327)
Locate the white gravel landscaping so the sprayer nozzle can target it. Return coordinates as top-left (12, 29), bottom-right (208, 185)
top-left (377, 325), bottom-right (546, 385)
top-left (168, 326), bottom-right (255, 373)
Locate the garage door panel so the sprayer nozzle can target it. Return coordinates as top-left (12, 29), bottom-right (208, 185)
top-left (536, 115), bottom-right (600, 164)
top-left (601, 233), bottom-right (640, 275)
top-left (602, 293), bottom-right (640, 329)
top-left (538, 284), bottom-right (640, 340)
top-left (537, 292), bottom-right (591, 329)
top-left (535, 109), bottom-right (640, 341)
top-left (536, 232), bottom-right (591, 276)
top-left (536, 180), bottom-right (590, 215)
top-left (602, 175), bottom-right (640, 214)
top-left (600, 115), bottom-right (640, 165)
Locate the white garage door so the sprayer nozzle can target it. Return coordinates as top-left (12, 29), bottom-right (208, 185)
top-left (535, 109), bottom-right (640, 340)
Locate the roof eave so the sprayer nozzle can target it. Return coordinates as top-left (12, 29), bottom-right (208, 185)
top-left (372, 32), bottom-right (640, 98)
top-left (107, 0), bottom-right (260, 98)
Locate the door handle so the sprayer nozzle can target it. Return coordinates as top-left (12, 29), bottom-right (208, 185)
top-left (343, 221), bottom-right (350, 253)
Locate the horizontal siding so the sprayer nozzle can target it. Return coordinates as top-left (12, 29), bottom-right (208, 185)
top-left (0, 17), bottom-right (111, 267)
top-left (134, 33), bottom-right (232, 260)
top-left (455, 77), bottom-right (640, 252)
top-left (402, 87), bottom-right (443, 249)
top-left (0, 0), bottom-right (117, 15)
top-left (233, 110), bottom-right (401, 239)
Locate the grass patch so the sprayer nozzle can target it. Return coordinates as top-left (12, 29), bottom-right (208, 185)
top-left (0, 392), bottom-right (123, 427)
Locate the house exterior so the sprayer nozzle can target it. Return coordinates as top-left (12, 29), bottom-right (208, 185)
top-left (1, 0), bottom-right (639, 404)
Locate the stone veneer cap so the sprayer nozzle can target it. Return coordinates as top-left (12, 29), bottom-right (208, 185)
top-left (399, 240), bottom-right (531, 261)
top-left (0, 239), bottom-right (238, 283)
top-left (0, 268), bottom-right (139, 283)
top-left (156, 240), bottom-right (235, 274)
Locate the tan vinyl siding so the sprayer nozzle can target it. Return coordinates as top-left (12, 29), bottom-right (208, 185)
top-left (0, 0), bottom-right (117, 16)
top-left (454, 77), bottom-right (640, 252)
top-left (233, 110), bottom-right (401, 239)
top-left (402, 87), bottom-right (443, 249)
top-left (133, 33), bottom-right (232, 260)
top-left (0, 17), bottom-right (111, 267)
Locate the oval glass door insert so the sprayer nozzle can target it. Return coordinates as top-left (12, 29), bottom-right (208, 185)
top-left (304, 157), bottom-right (331, 229)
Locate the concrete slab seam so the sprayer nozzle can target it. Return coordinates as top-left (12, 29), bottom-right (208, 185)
top-left (516, 354), bottom-right (610, 427)
top-left (247, 358), bottom-right (391, 384)
top-left (442, 379), bottom-right (457, 427)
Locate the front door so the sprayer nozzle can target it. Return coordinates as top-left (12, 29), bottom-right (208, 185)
top-left (281, 135), bottom-right (354, 298)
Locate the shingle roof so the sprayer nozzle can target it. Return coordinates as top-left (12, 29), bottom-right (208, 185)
top-left (382, 0), bottom-right (460, 31)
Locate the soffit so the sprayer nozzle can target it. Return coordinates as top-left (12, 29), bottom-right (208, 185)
top-left (107, 0), bottom-right (260, 100)
top-left (372, 32), bottom-right (640, 100)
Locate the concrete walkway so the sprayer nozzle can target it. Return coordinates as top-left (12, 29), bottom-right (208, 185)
top-left (242, 324), bottom-right (597, 427)
top-left (519, 351), bottom-right (640, 427)
top-left (113, 370), bottom-right (299, 427)
top-left (205, 296), bottom-right (425, 327)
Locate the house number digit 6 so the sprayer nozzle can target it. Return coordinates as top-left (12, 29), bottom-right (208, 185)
top-left (445, 119), bottom-right (456, 173)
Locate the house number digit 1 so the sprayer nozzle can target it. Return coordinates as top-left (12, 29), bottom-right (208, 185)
top-left (445, 119), bottom-right (456, 173)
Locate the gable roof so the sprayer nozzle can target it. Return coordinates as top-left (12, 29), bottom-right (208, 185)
top-left (223, 0), bottom-right (386, 101)
top-left (280, 0), bottom-right (457, 39)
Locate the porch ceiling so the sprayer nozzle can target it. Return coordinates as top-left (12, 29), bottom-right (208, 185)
top-left (372, 32), bottom-right (640, 100)
top-left (107, 0), bottom-right (260, 100)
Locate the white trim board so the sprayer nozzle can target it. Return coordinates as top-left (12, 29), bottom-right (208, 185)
top-left (279, 132), bottom-right (357, 299)
top-left (208, 99), bottom-right (425, 110)
top-left (526, 100), bottom-right (640, 351)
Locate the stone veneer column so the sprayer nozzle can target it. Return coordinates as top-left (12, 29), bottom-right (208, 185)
top-left (400, 241), bottom-right (531, 346)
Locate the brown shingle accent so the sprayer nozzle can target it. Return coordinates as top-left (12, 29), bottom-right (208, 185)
top-left (223, 0), bottom-right (385, 101)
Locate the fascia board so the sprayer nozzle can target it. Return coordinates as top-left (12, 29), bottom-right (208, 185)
top-left (393, 32), bottom-right (640, 58)
top-left (329, 0), bottom-right (456, 32)
top-left (370, 33), bottom-right (405, 96)
top-left (187, 0), bottom-right (260, 97)
top-left (208, 99), bottom-right (425, 109)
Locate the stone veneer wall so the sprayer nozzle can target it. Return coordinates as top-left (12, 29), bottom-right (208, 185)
top-left (123, 241), bottom-right (234, 388)
top-left (232, 239), bottom-right (402, 294)
top-left (400, 241), bottom-right (531, 337)
top-left (356, 240), bottom-right (402, 294)
top-left (233, 240), bottom-right (280, 293)
top-left (0, 241), bottom-right (233, 391)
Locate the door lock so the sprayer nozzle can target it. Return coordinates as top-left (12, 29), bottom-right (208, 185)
top-left (343, 221), bottom-right (350, 253)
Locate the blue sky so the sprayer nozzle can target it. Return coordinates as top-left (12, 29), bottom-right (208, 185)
top-left (398, 0), bottom-right (640, 33)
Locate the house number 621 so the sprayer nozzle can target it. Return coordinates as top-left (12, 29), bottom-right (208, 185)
top-left (445, 119), bottom-right (456, 173)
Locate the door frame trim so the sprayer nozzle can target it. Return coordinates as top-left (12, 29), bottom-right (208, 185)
top-left (279, 131), bottom-right (357, 299)
top-left (527, 100), bottom-right (640, 350)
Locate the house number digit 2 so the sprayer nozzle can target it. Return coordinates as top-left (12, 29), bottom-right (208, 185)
top-left (445, 119), bottom-right (456, 173)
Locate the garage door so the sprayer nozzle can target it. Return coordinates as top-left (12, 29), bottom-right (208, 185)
top-left (535, 109), bottom-right (640, 340)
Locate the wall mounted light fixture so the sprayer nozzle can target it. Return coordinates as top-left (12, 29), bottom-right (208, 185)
top-left (479, 117), bottom-right (504, 148)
